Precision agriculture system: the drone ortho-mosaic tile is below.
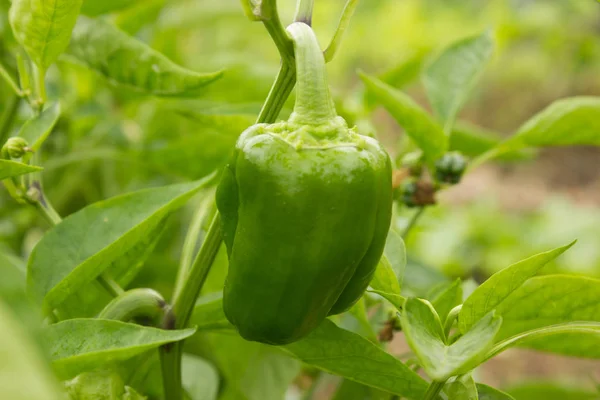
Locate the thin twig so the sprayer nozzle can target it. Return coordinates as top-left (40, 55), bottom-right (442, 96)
top-left (402, 207), bottom-right (425, 239)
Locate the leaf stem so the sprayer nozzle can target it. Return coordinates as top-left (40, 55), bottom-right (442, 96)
top-left (402, 207), bottom-right (425, 239)
top-left (34, 66), bottom-right (47, 111)
top-left (97, 274), bottom-right (126, 298)
top-left (256, 62), bottom-right (296, 124)
top-left (422, 380), bottom-right (445, 400)
top-left (261, 0), bottom-right (294, 65)
top-left (323, 0), bottom-right (360, 62)
top-left (0, 94), bottom-right (20, 143)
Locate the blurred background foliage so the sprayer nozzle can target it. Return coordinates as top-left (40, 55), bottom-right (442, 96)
top-left (1, 0), bottom-right (600, 398)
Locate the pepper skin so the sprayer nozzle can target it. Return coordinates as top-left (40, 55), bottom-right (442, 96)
top-left (216, 22), bottom-right (392, 345)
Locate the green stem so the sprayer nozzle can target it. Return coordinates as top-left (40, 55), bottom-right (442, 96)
top-left (173, 192), bottom-right (215, 299)
top-left (98, 288), bottom-right (166, 322)
top-left (0, 60), bottom-right (23, 96)
top-left (294, 0), bottom-right (314, 25)
top-left (287, 22), bottom-right (337, 126)
top-left (261, 0), bottom-right (294, 65)
top-left (402, 207), bottom-right (425, 239)
top-left (0, 95), bottom-right (20, 143)
top-left (256, 62), bottom-right (296, 124)
top-left (443, 304), bottom-right (462, 342)
top-left (97, 274), bottom-right (126, 298)
top-left (422, 380), bottom-right (445, 400)
top-left (324, 0), bottom-right (360, 63)
top-left (16, 53), bottom-right (31, 95)
top-left (35, 66), bottom-right (47, 110)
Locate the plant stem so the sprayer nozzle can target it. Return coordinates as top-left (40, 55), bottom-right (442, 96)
top-left (402, 207), bottom-right (425, 239)
top-left (34, 66), bottom-right (47, 111)
top-left (97, 274), bottom-right (126, 297)
top-left (0, 60), bottom-right (23, 96)
top-left (294, 0), bottom-right (314, 25)
top-left (0, 94), bottom-right (20, 143)
top-left (324, 0), bottom-right (360, 62)
top-left (261, 0), bottom-right (294, 65)
top-left (422, 380), bottom-right (445, 400)
top-left (256, 62), bottom-right (296, 123)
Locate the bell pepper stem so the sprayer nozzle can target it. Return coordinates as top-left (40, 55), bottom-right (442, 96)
top-left (287, 22), bottom-right (338, 126)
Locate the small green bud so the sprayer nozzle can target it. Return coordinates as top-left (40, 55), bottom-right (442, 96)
top-left (435, 152), bottom-right (468, 184)
top-left (400, 152), bottom-right (424, 177)
top-left (3, 137), bottom-right (31, 159)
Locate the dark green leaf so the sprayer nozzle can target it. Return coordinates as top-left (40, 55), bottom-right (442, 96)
top-left (28, 177), bottom-right (214, 310)
top-left (423, 31), bottom-right (494, 132)
top-left (401, 298), bottom-right (502, 381)
top-left (0, 159), bottom-right (42, 180)
top-left (9, 0), bottom-right (83, 69)
top-left (18, 103), bottom-right (61, 151)
top-left (44, 318), bottom-right (195, 378)
top-left (65, 17), bottom-right (222, 97)
top-left (459, 242), bottom-right (575, 333)
top-left (284, 319), bottom-right (428, 399)
top-left (359, 72), bottom-right (447, 163)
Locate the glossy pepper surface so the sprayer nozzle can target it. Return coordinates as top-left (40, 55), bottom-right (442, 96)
top-left (216, 22), bottom-right (393, 345)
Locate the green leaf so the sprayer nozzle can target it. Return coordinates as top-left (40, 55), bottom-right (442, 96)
top-left (507, 382), bottom-right (598, 400)
top-left (65, 17), bottom-right (222, 97)
top-left (459, 242), bottom-right (575, 333)
top-left (284, 319), bottom-right (428, 399)
top-left (190, 292), bottom-right (233, 332)
top-left (44, 318), bottom-right (195, 378)
top-left (28, 177), bottom-right (214, 310)
top-left (402, 258), bottom-right (449, 297)
top-left (423, 31), bottom-right (494, 132)
top-left (80, 0), bottom-right (136, 16)
top-left (18, 103), bottom-right (61, 151)
top-left (64, 370), bottom-right (135, 399)
top-left (450, 122), bottom-right (532, 161)
top-left (477, 384), bottom-right (515, 400)
top-left (476, 97), bottom-right (600, 164)
top-left (0, 159), bottom-right (42, 180)
top-left (369, 230), bottom-right (406, 310)
top-left (401, 298), bottom-right (502, 381)
top-left (182, 354), bottom-right (219, 400)
top-left (9, 0), bottom-right (82, 69)
top-left (445, 374), bottom-right (478, 400)
top-left (332, 379), bottom-right (390, 400)
top-left (359, 71), bottom-right (447, 163)
top-left (0, 300), bottom-right (63, 400)
top-left (429, 279), bottom-right (463, 323)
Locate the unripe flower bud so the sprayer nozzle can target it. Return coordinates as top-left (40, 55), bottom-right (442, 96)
top-left (3, 137), bottom-right (31, 159)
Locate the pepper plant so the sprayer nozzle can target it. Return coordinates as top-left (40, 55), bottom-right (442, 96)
top-left (1, 1), bottom-right (599, 400)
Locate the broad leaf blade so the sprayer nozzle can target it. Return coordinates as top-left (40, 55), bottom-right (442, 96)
top-left (402, 298), bottom-right (502, 381)
top-left (477, 384), bottom-right (515, 400)
top-left (18, 103), bottom-right (61, 151)
top-left (445, 374), bottom-right (478, 400)
top-left (459, 242), bottom-right (575, 333)
top-left (0, 159), bottom-right (42, 180)
top-left (28, 177), bottom-right (214, 310)
top-left (80, 0), bottom-right (136, 16)
top-left (423, 31), bottom-right (494, 132)
top-left (0, 300), bottom-right (63, 400)
top-left (66, 17), bottom-right (223, 97)
top-left (9, 0), bottom-right (83, 69)
top-left (284, 319), bottom-right (428, 399)
top-left (45, 318), bottom-right (195, 378)
top-left (369, 231), bottom-right (406, 309)
top-left (360, 72), bottom-right (447, 163)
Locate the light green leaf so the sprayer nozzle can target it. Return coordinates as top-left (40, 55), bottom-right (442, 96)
top-left (507, 382), bottom-right (598, 400)
top-left (0, 159), bottom-right (42, 180)
top-left (369, 231), bottom-right (406, 310)
top-left (459, 242), bottom-right (575, 333)
top-left (64, 370), bottom-right (140, 399)
top-left (182, 354), bottom-right (219, 400)
top-left (445, 374), bottom-right (478, 400)
top-left (28, 177), bottom-right (214, 310)
top-left (429, 279), bottom-right (463, 323)
top-left (284, 319), bottom-right (428, 399)
top-left (45, 318), bottom-right (195, 378)
top-left (65, 17), bottom-right (222, 97)
top-left (477, 384), bottom-right (515, 400)
top-left (349, 298), bottom-right (378, 343)
top-left (18, 103), bottom-right (61, 151)
top-left (476, 97), bottom-right (600, 164)
top-left (360, 72), bottom-right (447, 163)
top-left (0, 300), bottom-right (63, 400)
top-left (401, 298), bottom-right (502, 381)
top-left (423, 31), bottom-right (494, 132)
top-left (484, 322), bottom-right (600, 361)
top-left (450, 122), bottom-right (533, 161)
top-left (9, 0), bottom-right (83, 69)
top-left (80, 0), bottom-right (136, 16)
